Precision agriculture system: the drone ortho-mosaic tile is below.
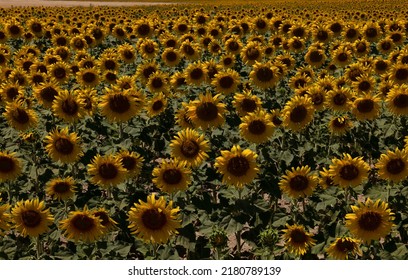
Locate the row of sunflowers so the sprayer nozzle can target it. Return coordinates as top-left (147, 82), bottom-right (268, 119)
top-left (0, 1), bottom-right (408, 259)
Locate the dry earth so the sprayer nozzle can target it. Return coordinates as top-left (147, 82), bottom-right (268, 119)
top-left (0, 0), bottom-right (169, 8)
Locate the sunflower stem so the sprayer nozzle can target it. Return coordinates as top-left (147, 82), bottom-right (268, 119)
top-left (118, 122), bottom-right (124, 141)
top-left (151, 243), bottom-right (159, 260)
top-left (235, 231), bottom-right (242, 259)
top-left (36, 236), bottom-right (43, 260)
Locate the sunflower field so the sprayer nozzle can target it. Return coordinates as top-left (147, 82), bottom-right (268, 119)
top-left (0, 0), bottom-right (408, 260)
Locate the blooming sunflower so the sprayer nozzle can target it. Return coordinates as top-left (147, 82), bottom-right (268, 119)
top-left (241, 41), bottom-right (263, 66)
top-left (375, 148), bottom-right (408, 183)
top-left (146, 92), bottom-right (168, 118)
top-left (306, 86), bottom-right (326, 111)
top-left (282, 224), bottom-right (316, 257)
top-left (92, 208), bottom-right (117, 234)
top-left (325, 88), bottom-right (354, 112)
top-left (386, 84), bottom-right (408, 116)
top-left (49, 61), bottom-right (71, 84)
top-left (52, 90), bottom-right (85, 123)
top-left (87, 154), bottom-right (127, 189)
top-left (279, 166), bottom-right (318, 199)
top-left (161, 48), bottom-right (181, 67)
top-left (175, 103), bottom-right (195, 129)
top-left (0, 151), bottom-right (22, 182)
top-left (99, 87), bottom-right (139, 122)
top-left (326, 237), bottom-right (361, 260)
top-left (12, 198), bottom-right (54, 237)
top-left (328, 116), bottom-right (353, 136)
top-left (389, 63), bottom-right (408, 85)
top-left (146, 71), bottom-right (170, 94)
top-left (305, 47), bottom-right (326, 68)
top-left (76, 67), bottom-right (100, 88)
top-left (282, 95), bottom-right (315, 132)
top-left (328, 154), bottom-right (370, 188)
top-left (249, 61), bottom-right (279, 90)
top-left (4, 100), bottom-right (38, 131)
top-left (60, 206), bottom-right (104, 242)
top-left (345, 198), bottom-right (394, 242)
top-left (214, 145), bottom-right (259, 188)
top-left (76, 88), bottom-right (98, 116)
top-left (152, 159), bottom-right (192, 193)
top-left (184, 62), bottom-right (207, 86)
top-left (116, 150), bottom-right (144, 179)
top-left (233, 90), bottom-right (263, 117)
top-left (211, 69), bottom-right (240, 95)
top-left (44, 127), bottom-right (83, 164)
top-left (239, 109), bottom-right (275, 144)
top-left (128, 194), bottom-right (181, 244)
top-left (187, 93), bottom-right (226, 130)
top-left (319, 167), bottom-right (336, 189)
top-left (33, 79), bottom-right (61, 108)
top-left (169, 128), bottom-right (209, 168)
top-left (45, 176), bottom-right (76, 201)
top-left (351, 94), bottom-right (381, 121)
top-left (0, 201), bottom-right (11, 234)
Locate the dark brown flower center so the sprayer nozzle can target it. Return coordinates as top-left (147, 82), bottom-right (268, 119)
top-left (109, 94), bottom-right (130, 113)
top-left (246, 47), bottom-right (260, 60)
top-left (290, 228), bottom-right (307, 244)
top-left (335, 239), bottom-right (355, 253)
top-left (190, 68), bottom-right (204, 81)
top-left (141, 208), bottom-right (167, 230)
top-left (152, 100), bottom-right (163, 111)
top-left (358, 211), bottom-right (382, 231)
top-left (272, 115), bottom-right (282, 126)
top-left (94, 212), bottom-right (110, 226)
top-left (241, 99), bottom-right (257, 113)
top-left (82, 71), bottom-right (97, 84)
top-left (348, 69), bottom-right (363, 82)
top-left (0, 156), bottom-right (14, 173)
top-left (358, 81), bottom-right (371, 92)
top-left (395, 68), bottom-right (408, 81)
top-left (365, 27), bottom-right (378, 39)
top-left (316, 30), bottom-right (328, 41)
top-left (137, 24), bottom-right (150, 36)
top-left (162, 168), bottom-right (183, 185)
top-left (289, 105), bottom-right (307, 123)
top-left (337, 52), bottom-right (349, 62)
top-left (98, 163), bottom-right (118, 179)
top-left (54, 137), bottom-right (74, 155)
top-left (53, 67), bottom-right (67, 79)
top-left (248, 120), bottom-right (266, 135)
top-left (333, 93), bottom-right (347, 106)
top-left (339, 164), bottom-right (359, 181)
top-left (386, 158), bottom-right (405, 175)
top-left (9, 25), bottom-right (21, 35)
top-left (11, 108), bottom-right (29, 124)
top-left (151, 77), bottom-right (163, 89)
top-left (311, 92), bottom-right (324, 105)
top-left (182, 44), bottom-right (195, 56)
top-left (31, 22), bottom-right (42, 33)
top-left (41, 87), bottom-right (58, 104)
top-left (181, 140), bottom-right (199, 158)
top-left (227, 41), bottom-right (239, 52)
top-left (333, 118), bottom-right (346, 128)
top-left (289, 175), bottom-right (309, 191)
top-left (393, 94), bottom-right (408, 108)
top-left (21, 210), bottom-right (42, 228)
top-left (309, 50), bottom-right (323, 63)
top-left (121, 156), bottom-right (136, 171)
top-left (357, 99), bottom-right (374, 113)
top-left (61, 99), bottom-right (79, 115)
top-left (196, 102), bottom-right (218, 121)
top-left (227, 156), bottom-right (250, 177)
top-left (72, 214), bottom-right (95, 232)
top-left (104, 60), bottom-right (116, 70)
top-left (381, 41), bottom-right (392, 51)
top-left (219, 76), bottom-right (234, 89)
top-left (256, 67), bottom-right (274, 82)
top-left (165, 51), bottom-right (177, 62)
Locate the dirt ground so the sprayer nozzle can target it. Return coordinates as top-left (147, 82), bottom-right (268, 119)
top-left (0, 0), bottom-right (169, 8)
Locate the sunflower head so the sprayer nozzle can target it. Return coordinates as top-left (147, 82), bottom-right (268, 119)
top-left (279, 166), bottom-right (318, 198)
top-left (44, 127), bottom-right (83, 164)
top-left (375, 148), bottom-right (408, 183)
top-left (328, 153), bottom-right (370, 188)
top-left (87, 154), bottom-right (127, 189)
top-left (282, 223), bottom-right (316, 257)
top-left (128, 194), bottom-right (181, 244)
top-left (326, 237), bottom-right (361, 259)
top-left (0, 151), bottom-right (22, 182)
top-left (282, 95), bottom-right (315, 132)
top-left (239, 109), bottom-right (275, 144)
top-left (45, 176), bottom-right (76, 201)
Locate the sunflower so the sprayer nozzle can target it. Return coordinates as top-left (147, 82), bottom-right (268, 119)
top-left (152, 159), bottom-right (191, 193)
top-left (92, 208), bottom-right (117, 234)
top-left (70, 35), bottom-right (88, 51)
top-left (326, 237), bottom-right (361, 260)
top-left (214, 145), bottom-right (259, 188)
top-left (98, 51), bottom-right (119, 72)
top-left (138, 38), bottom-right (159, 60)
top-left (377, 38), bottom-right (395, 55)
top-left (239, 109), bottom-right (275, 144)
top-left (60, 206), bottom-right (104, 242)
top-left (118, 43), bottom-right (136, 64)
top-left (146, 92), bottom-right (168, 118)
top-left (12, 198), bottom-right (54, 237)
top-left (161, 48), bottom-right (181, 67)
top-left (87, 154), bottom-right (127, 189)
top-left (389, 63), bottom-right (408, 85)
top-left (45, 176), bottom-right (76, 201)
top-left (180, 41), bottom-right (200, 61)
top-left (33, 80), bottom-right (60, 108)
top-left (44, 127), bottom-right (83, 164)
top-left (4, 100), bottom-right (38, 131)
top-left (282, 95), bottom-right (315, 132)
top-left (332, 45), bottom-right (353, 67)
top-left (353, 38), bottom-right (370, 57)
top-left (116, 150), bottom-right (144, 179)
top-left (306, 86), bottom-right (326, 111)
top-left (187, 93), bottom-right (226, 130)
top-left (342, 24), bottom-right (360, 42)
top-left (282, 224), bottom-right (316, 257)
top-left (184, 62), bottom-right (207, 86)
top-left (204, 60), bottom-right (223, 81)
top-left (325, 88), bottom-right (354, 112)
top-left (146, 71), bottom-right (170, 94)
top-left (352, 74), bottom-right (376, 95)
top-left (99, 87), bottom-right (138, 122)
top-left (220, 53), bottom-right (235, 68)
top-left (52, 90), bottom-right (84, 123)
top-left (328, 116), bottom-right (353, 136)
top-left (76, 67), bottom-right (100, 88)
top-left (0, 151), bottom-right (22, 182)
top-left (351, 94), bottom-right (381, 121)
top-left (328, 153), bottom-right (370, 188)
top-left (233, 90), bottom-right (263, 117)
top-left (212, 69), bottom-right (240, 95)
top-left (0, 82), bottom-right (22, 104)
top-left (249, 61), bottom-right (279, 90)
top-left (134, 19), bottom-right (153, 38)
top-left (305, 47), bottom-right (326, 68)
top-left (76, 88), bottom-right (98, 116)
top-left (289, 73), bottom-right (312, 91)
top-left (279, 166), bottom-right (318, 199)
top-left (0, 201), bottom-right (11, 234)
top-left (224, 36), bottom-right (242, 54)
top-left (128, 194), bottom-right (181, 244)
top-left (241, 41), bottom-right (263, 66)
top-left (319, 167), bottom-right (336, 189)
top-left (345, 198), bottom-right (394, 243)
top-left (175, 103), bottom-right (195, 129)
top-left (375, 148), bottom-right (408, 183)
top-left (386, 84), bottom-right (408, 116)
